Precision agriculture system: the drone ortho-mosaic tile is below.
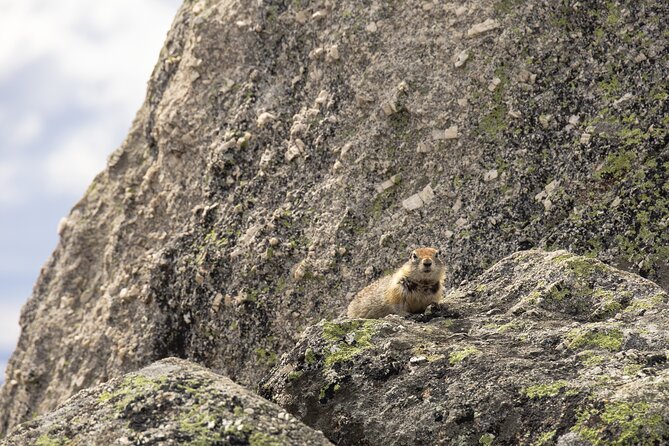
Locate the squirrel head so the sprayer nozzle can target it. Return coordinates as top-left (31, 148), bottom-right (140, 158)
top-left (404, 247), bottom-right (446, 283)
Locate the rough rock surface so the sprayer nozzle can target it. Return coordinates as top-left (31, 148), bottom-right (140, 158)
top-left (262, 250), bottom-right (669, 445)
top-left (1, 357), bottom-right (332, 446)
top-left (2, 0), bottom-right (669, 435)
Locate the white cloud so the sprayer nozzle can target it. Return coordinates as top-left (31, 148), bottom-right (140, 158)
top-left (0, 300), bottom-right (21, 353)
top-left (0, 161), bottom-right (24, 205)
top-left (0, 0), bottom-right (180, 200)
top-left (42, 124), bottom-right (114, 195)
top-left (12, 114), bottom-right (44, 147)
top-left (0, 360), bottom-right (7, 384)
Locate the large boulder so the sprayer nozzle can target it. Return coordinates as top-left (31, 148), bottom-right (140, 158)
top-left (2, 357), bottom-right (332, 446)
top-left (2, 0), bottom-right (668, 434)
top-left (262, 250), bottom-right (669, 445)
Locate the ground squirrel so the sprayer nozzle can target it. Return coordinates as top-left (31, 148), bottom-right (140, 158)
top-left (347, 247), bottom-right (446, 319)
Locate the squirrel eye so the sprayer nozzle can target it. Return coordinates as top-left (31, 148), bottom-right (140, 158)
top-left (411, 252), bottom-right (418, 261)
top-left (435, 249), bottom-right (442, 258)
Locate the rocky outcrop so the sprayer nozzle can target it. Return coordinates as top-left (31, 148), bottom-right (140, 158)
top-left (2, 357), bottom-right (332, 445)
top-left (262, 250), bottom-right (669, 445)
top-left (2, 0), bottom-right (669, 435)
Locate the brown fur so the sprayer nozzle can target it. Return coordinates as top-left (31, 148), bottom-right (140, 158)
top-left (347, 247), bottom-right (446, 319)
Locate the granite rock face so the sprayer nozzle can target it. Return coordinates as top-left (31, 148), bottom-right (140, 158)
top-left (2, 357), bottom-right (332, 446)
top-left (262, 250), bottom-right (669, 445)
top-left (2, 0), bottom-right (669, 435)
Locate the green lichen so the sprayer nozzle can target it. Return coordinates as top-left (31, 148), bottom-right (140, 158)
top-left (625, 293), bottom-right (667, 312)
top-left (596, 150), bottom-right (635, 180)
top-left (448, 346), bottom-right (481, 365)
top-left (35, 435), bottom-right (67, 446)
top-left (479, 433), bottom-right (495, 445)
top-left (255, 348), bottom-right (278, 367)
top-left (578, 350), bottom-right (606, 367)
top-left (560, 256), bottom-right (606, 279)
top-left (98, 374), bottom-right (165, 412)
top-left (287, 370), bottom-right (303, 381)
top-left (622, 364), bottom-right (642, 376)
top-left (497, 321), bottom-right (525, 333)
top-left (573, 401), bottom-right (666, 445)
top-left (321, 320), bottom-right (381, 367)
top-left (566, 328), bottom-right (623, 351)
top-left (592, 288), bottom-right (623, 316)
top-left (249, 433), bottom-right (284, 446)
top-left (522, 380), bottom-right (569, 399)
top-left (532, 430), bottom-right (556, 446)
top-left (304, 348), bottom-right (317, 365)
top-left (178, 406), bottom-right (226, 445)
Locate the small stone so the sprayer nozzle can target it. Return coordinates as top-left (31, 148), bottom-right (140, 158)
top-left (338, 247), bottom-right (347, 255)
top-left (376, 174), bottom-right (401, 193)
top-left (580, 133), bottom-right (591, 145)
top-left (444, 125), bottom-right (459, 139)
top-left (327, 45), bottom-right (340, 61)
top-left (332, 160), bottom-right (343, 172)
top-left (315, 90), bottom-right (329, 105)
top-left (340, 143), bottom-right (352, 158)
top-left (487, 77), bottom-right (502, 91)
top-left (568, 115), bottom-right (580, 125)
top-left (634, 52), bottom-right (647, 63)
top-left (543, 199), bottom-right (553, 211)
top-left (308, 47), bottom-right (324, 59)
top-left (418, 184), bottom-right (435, 205)
top-left (444, 230), bottom-right (454, 239)
top-left (416, 142), bottom-right (431, 153)
top-left (539, 114), bottom-right (552, 128)
top-left (455, 217), bottom-right (467, 228)
top-left (454, 50), bottom-right (470, 68)
top-left (366, 22), bottom-right (378, 33)
top-left (212, 293), bottom-right (224, 312)
top-left (611, 196), bottom-right (622, 208)
top-left (381, 101), bottom-right (397, 116)
top-left (57, 217), bottom-right (69, 236)
top-left (379, 234), bottom-right (391, 246)
top-left (269, 237), bottom-right (280, 247)
top-left (236, 132), bottom-right (252, 149)
top-left (455, 6), bottom-right (468, 16)
top-left (410, 356), bottom-right (428, 365)
top-left (467, 19), bottom-right (499, 37)
top-left (183, 312), bottom-right (192, 324)
top-left (295, 11), bottom-right (308, 24)
top-left (402, 194), bottom-right (424, 211)
top-left (256, 112), bottom-right (276, 127)
top-left (195, 273), bottom-right (205, 285)
top-left (613, 93), bottom-right (634, 106)
top-left (311, 10), bottom-right (327, 20)
top-left (290, 122), bottom-right (308, 137)
top-left (457, 98), bottom-right (468, 107)
top-left (452, 197), bottom-right (462, 213)
top-left (364, 266), bottom-right (375, 278)
top-left (119, 288), bottom-right (129, 300)
top-left (518, 69), bottom-right (533, 83)
top-left (545, 180), bottom-right (559, 195)
top-left (243, 408), bottom-right (255, 415)
top-left (508, 109), bottom-right (522, 119)
top-left (484, 169), bottom-right (498, 182)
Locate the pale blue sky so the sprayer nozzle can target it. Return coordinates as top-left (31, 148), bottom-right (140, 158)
top-left (0, 0), bottom-right (182, 382)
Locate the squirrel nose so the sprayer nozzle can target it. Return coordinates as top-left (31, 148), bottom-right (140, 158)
top-left (422, 259), bottom-right (432, 267)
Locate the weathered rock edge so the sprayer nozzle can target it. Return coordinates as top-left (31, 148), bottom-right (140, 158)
top-left (1, 357), bottom-right (332, 446)
top-left (262, 250), bottom-right (669, 446)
